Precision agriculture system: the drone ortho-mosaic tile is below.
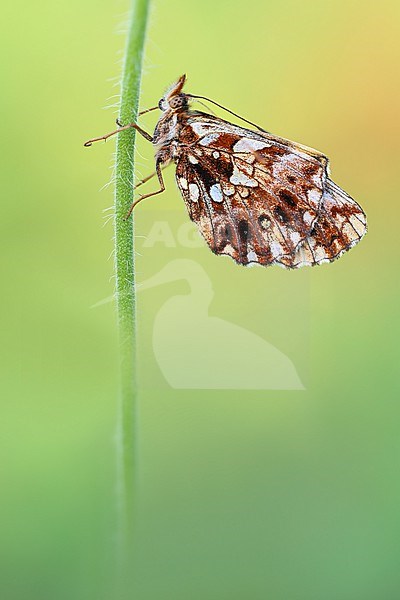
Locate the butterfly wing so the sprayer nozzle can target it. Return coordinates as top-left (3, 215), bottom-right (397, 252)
top-left (175, 113), bottom-right (366, 267)
top-left (278, 180), bottom-right (367, 267)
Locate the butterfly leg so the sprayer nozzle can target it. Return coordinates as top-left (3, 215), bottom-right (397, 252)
top-left (124, 161), bottom-right (165, 219)
top-left (84, 121), bottom-right (153, 147)
top-left (133, 170), bottom-right (157, 191)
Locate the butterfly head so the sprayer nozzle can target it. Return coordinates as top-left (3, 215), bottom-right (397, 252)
top-left (158, 74), bottom-right (188, 112)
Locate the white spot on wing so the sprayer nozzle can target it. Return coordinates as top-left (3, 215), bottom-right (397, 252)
top-left (259, 216), bottom-right (271, 230)
top-left (222, 182), bottom-right (235, 196)
top-left (189, 155), bottom-right (199, 165)
top-left (270, 241), bottom-right (283, 258)
top-left (314, 245), bottom-right (327, 261)
top-left (213, 151), bottom-right (220, 159)
top-left (247, 250), bottom-right (258, 262)
top-left (210, 183), bottom-right (223, 203)
top-left (230, 165), bottom-right (258, 188)
top-left (233, 138), bottom-right (270, 153)
top-left (290, 231), bottom-right (301, 245)
top-left (189, 183), bottom-right (199, 202)
top-left (303, 211), bottom-right (313, 225)
top-left (307, 188), bottom-right (321, 204)
top-left (191, 122), bottom-right (215, 136)
top-left (199, 133), bottom-right (220, 146)
top-left (296, 245), bottom-right (308, 266)
top-left (179, 177), bottom-right (188, 190)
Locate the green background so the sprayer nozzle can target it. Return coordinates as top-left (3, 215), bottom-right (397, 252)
top-left (1, 0), bottom-right (400, 598)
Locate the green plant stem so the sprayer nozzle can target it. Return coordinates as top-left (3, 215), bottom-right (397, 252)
top-left (114, 0), bottom-right (150, 560)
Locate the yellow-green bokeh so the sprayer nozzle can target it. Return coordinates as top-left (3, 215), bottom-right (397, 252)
top-left (1, 0), bottom-right (400, 598)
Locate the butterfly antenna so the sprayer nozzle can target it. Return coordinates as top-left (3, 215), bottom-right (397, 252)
top-left (189, 98), bottom-right (217, 116)
top-left (138, 105), bottom-right (158, 116)
top-left (185, 94), bottom-right (269, 133)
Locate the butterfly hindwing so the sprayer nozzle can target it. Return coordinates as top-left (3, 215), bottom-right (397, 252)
top-left (278, 180), bottom-right (367, 267)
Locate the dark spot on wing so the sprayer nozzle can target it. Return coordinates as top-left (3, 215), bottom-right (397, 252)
top-left (330, 206), bottom-right (340, 218)
top-left (192, 162), bottom-right (216, 188)
top-left (265, 146), bottom-right (287, 157)
top-left (213, 154), bottom-right (234, 179)
top-left (224, 224), bottom-right (233, 241)
top-left (312, 215), bottom-right (341, 247)
top-left (238, 220), bottom-right (250, 242)
top-left (279, 189), bottom-right (297, 208)
top-left (274, 205), bottom-right (289, 223)
top-left (287, 174), bottom-right (296, 184)
top-left (304, 162), bottom-right (319, 176)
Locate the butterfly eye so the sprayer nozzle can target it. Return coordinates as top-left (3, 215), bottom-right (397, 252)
top-left (158, 98), bottom-right (166, 110)
top-left (169, 94), bottom-right (187, 110)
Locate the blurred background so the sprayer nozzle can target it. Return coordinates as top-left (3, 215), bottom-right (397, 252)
top-left (1, 0), bottom-right (400, 598)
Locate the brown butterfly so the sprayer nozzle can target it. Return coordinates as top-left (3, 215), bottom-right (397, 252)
top-left (85, 74), bottom-right (367, 268)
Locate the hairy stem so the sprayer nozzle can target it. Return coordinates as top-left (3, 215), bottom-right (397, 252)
top-left (114, 0), bottom-right (150, 566)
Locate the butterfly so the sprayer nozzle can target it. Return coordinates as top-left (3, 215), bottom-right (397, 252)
top-left (85, 74), bottom-right (367, 268)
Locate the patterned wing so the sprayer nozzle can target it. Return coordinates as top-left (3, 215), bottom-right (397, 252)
top-left (278, 180), bottom-right (367, 268)
top-left (175, 113), bottom-right (366, 267)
